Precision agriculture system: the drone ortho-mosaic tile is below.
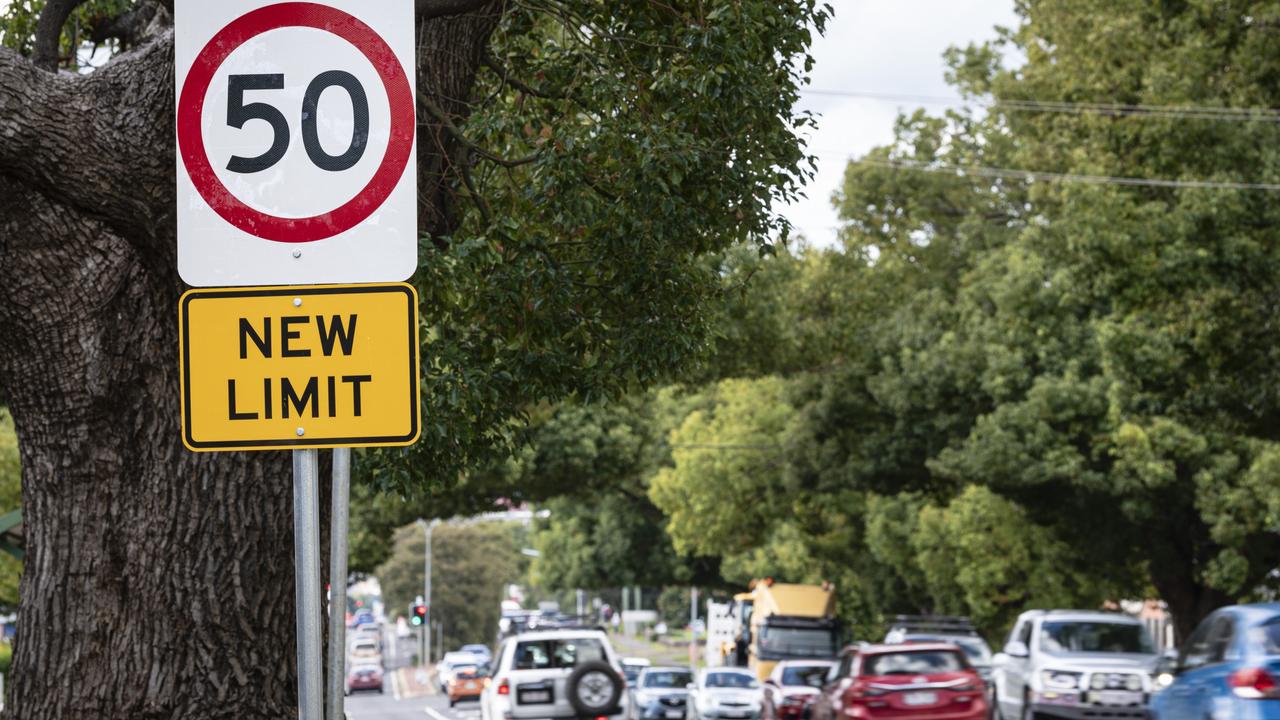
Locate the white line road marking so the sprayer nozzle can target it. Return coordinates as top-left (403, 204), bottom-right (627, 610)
top-left (425, 707), bottom-right (453, 720)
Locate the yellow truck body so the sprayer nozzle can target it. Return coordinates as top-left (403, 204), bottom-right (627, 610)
top-left (723, 580), bottom-right (840, 680)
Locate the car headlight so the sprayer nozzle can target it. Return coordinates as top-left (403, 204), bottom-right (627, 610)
top-left (1125, 675), bottom-right (1143, 692)
top-left (1041, 670), bottom-right (1083, 691)
top-left (1090, 674), bottom-right (1107, 690)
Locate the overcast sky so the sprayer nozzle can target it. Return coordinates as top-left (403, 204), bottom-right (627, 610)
top-left (783, 0), bottom-right (1017, 247)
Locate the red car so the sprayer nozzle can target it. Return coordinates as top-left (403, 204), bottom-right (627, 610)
top-left (810, 643), bottom-right (987, 720)
top-left (345, 662), bottom-right (384, 694)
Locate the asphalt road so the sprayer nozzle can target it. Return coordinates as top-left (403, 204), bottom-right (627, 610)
top-left (346, 687), bottom-right (480, 720)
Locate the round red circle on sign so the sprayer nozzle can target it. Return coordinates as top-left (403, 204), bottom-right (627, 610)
top-left (176, 2), bottom-right (415, 244)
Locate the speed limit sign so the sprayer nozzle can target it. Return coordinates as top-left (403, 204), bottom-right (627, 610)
top-left (175, 0), bottom-right (416, 287)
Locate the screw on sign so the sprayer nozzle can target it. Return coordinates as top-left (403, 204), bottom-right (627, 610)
top-left (174, 0), bottom-right (417, 287)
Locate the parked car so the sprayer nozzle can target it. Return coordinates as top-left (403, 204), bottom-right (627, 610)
top-left (992, 610), bottom-right (1159, 720)
top-left (623, 657), bottom-right (654, 688)
top-left (345, 660), bottom-right (384, 695)
top-left (810, 643), bottom-right (988, 720)
top-left (479, 628), bottom-right (628, 720)
top-left (629, 666), bottom-right (694, 720)
top-left (761, 660), bottom-right (834, 720)
top-left (448, 664), bottom-right (490, 707)
top-left (463, 643), bottom-right (495, 664)
top-left (1150, 602), bottom-right (1280, 720)
top-left (688, 667), bottom-right (763, 720)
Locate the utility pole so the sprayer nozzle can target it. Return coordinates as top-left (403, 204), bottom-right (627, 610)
top-left (416, 519), bottom-right (437, 667)
top-left (690, 587), bottom-right (698, 667)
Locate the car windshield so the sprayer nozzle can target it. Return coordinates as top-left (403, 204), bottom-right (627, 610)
top-left (781, 665), bottom-right (831, 687)
top-left (758, 626), bottom-right (839, 658)
top-left (863, 650), bottom-right (966, 676)
top-left (514, 638), bottom-right (606, 669)
top-left (644, 671), bottom-right (693, 688)
top-left (1039, 621), bottom-right (1154, 655)
top-left (904, 636), bottom-right (992, 665)
top-left (706, 672), bottom-right (759, 689)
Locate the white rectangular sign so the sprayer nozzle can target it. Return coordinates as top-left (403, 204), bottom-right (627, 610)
top-left (175, 0), bottom-right (417, 287)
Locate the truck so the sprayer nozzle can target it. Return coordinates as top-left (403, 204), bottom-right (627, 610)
top-left (708, 580), bottom-right (841, 680)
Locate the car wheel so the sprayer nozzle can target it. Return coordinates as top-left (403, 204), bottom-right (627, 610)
top-left (567, 661), bottom-right (626, 716)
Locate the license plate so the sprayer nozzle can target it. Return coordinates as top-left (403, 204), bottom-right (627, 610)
top-left (520, 690), bottom-right (552, 704)
top-left (666, 712), bottom-right (684, 719)
top-left (1093, 690), bottom-right (1141, 706)
top-left (902, 691), bottom-right (937, 706)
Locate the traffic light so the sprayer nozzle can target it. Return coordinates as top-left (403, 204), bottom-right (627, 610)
top-left (411, 603), bottom-right (428, 626)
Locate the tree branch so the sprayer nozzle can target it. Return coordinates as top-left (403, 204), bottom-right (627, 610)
top-left (418, 0), bottom-right (492, 19)
top-left (0, 37), bottom-right (176, 246)
top-left (418, 91), bottom-right (541, 168)
top-left (32, 0), bottom-right (89, 72)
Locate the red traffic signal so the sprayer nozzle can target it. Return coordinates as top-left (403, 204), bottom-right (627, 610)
top-left (411, 603), bottom-right (427, 626)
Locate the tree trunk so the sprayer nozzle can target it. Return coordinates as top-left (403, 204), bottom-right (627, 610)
top-left (0, 3), bottom-right (502, 716)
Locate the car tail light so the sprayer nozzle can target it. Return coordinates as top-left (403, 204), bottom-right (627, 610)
top-left (497, 679), bottom-right (511, 696)
top-left (1229, 668), bottom-right (1280, 699)
top-left (953, 674), bottom-right (982, 692)
top-left (845, 683), bottom-right (887, 701)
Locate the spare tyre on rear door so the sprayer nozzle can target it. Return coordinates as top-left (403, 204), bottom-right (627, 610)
top-left (566, 660), bottom-right (624, 717)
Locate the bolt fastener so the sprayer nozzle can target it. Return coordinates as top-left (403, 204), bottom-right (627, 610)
top-left (293, 298), bottom-right (302, 307)
top-left (296, 428), bottom-right (305, 436)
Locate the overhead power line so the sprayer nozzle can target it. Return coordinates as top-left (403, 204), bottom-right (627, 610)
top-left (800, 89), bottom-right (1280, 123)
top-left (829, 156), bottom-right (1280, 192)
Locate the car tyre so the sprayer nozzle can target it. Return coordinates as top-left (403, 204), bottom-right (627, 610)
top-left (568, 661), bottom-right (626, 716)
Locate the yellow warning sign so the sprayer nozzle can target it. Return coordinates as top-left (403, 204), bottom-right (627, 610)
top-left (180, 283), bottom-right (420, 451)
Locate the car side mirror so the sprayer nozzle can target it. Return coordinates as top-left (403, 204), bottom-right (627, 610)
top-left (1002, 641), bottom-right (1029, 658)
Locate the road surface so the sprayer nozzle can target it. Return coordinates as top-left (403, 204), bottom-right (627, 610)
top-left (346, 687), bottom-right (479, 720)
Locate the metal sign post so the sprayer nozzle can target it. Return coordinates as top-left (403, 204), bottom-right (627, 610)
top-left (293, 450), bottom-right (324, 720)
top-left (326, 448), bottom-right (351, 720)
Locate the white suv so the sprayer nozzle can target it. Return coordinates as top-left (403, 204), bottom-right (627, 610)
top-left (992, 610), bottom-right (1159, 720)
top-left (481, 628), bottom-right (628, 720)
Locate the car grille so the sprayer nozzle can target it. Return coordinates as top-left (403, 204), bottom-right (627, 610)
top-left (1097, 674), bottom-right (1141, 690)
top-left (660, 698), bottom-right (687, 707)
top-left (1080, 711), bottom-right (1146, 719)
top-left (722, 702), bottom-right (750, 707)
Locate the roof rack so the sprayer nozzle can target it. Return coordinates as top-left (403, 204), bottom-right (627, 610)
top-left (886, 615), bottom-right (980, 636)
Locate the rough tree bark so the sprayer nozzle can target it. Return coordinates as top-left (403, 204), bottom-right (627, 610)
top-left (0, 1), bottom-right (503, 717)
